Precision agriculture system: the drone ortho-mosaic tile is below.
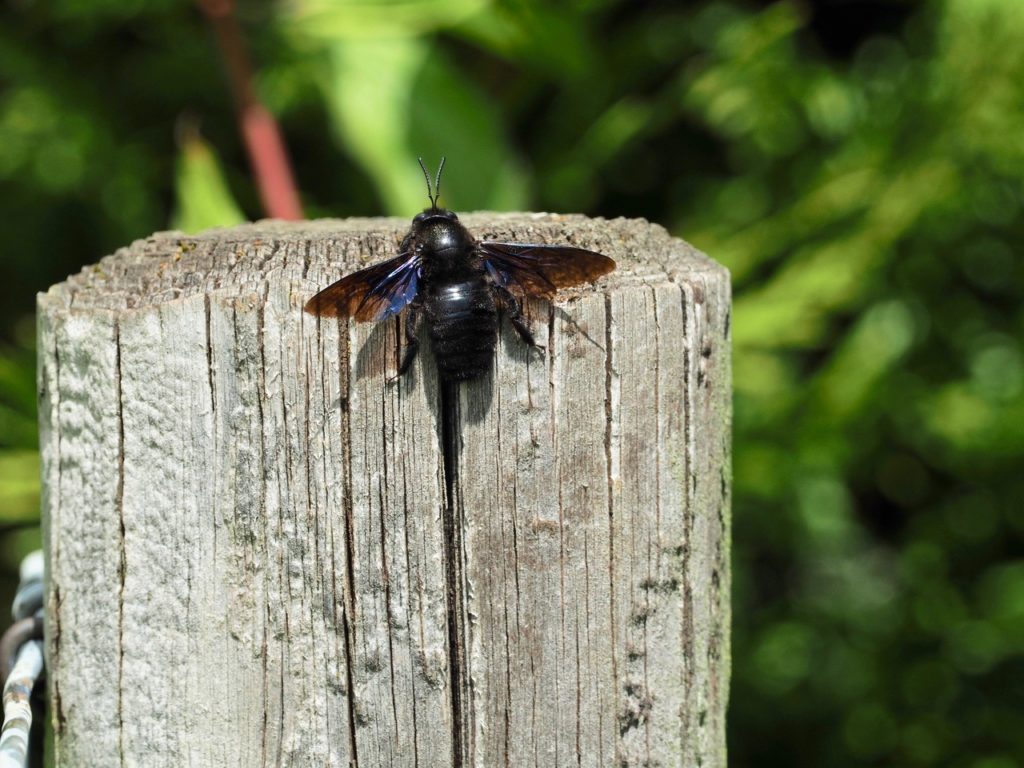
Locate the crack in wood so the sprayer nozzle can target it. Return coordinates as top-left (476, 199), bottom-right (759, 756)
top-left (440, 379), bottom-right (466, 768)
top-left (113, 320), bottom-right (126, 768)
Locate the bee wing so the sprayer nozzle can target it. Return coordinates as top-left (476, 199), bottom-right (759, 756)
top-left (304, 253), bottom-right (421, 322)
top-left (478, 242), bottom-right (615, 299)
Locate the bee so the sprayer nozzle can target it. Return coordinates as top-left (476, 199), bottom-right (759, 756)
top-left (304, 158), bottom-right (615, 382)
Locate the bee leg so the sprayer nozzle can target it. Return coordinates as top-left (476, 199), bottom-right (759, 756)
top-left (390, 307), bottom-right (421, 383)
top-left (494, 285), bottom-right (545, 354)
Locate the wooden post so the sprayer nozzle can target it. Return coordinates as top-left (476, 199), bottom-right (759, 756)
top-left (38, 214), bottom-right (730, 767)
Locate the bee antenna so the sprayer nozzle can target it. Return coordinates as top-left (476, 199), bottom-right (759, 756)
top-left (417, 157), bottom-right (434, 208)
top-left (433, 156), bottom-right (446, 210)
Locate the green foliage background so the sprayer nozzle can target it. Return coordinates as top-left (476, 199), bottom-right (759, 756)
top-left (1, 0), bottom-right (1022, 764)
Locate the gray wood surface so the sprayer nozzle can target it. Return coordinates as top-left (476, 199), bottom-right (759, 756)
top-left (38, 214), bottom-right (730, 767)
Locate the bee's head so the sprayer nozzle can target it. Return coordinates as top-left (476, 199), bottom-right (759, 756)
top-left (407, 156), bottom-right (471, 257)
top-left (410, 208), bottom-right (471, 257)
top-left (412, 208), bottom-right (458, 227)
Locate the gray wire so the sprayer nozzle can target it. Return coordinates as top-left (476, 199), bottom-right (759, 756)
top-left (0, 640), bottom-right (42, 768)
top-left (0, 551), bottom-right (44, 768)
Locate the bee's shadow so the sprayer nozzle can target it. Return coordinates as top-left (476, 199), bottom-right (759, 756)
top-left (353, 319), bottom-right (396, 382)
top-left (351, 315), bottom-right (496, 428)
top-left (350, 300), bottom-right (604, 432)
top-left (553, 304), bottom-right (604, 352)
top-left (459, 369), bottom-right (495, 427)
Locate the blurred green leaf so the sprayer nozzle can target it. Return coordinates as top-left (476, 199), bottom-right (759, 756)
top-left (454, 0), bottom-right (595, 78)
top-left (813, 301), bottom-right (916, 423)
top-left (171, 136), bottom-right (246, 234)
top-left (322, 37), bottom-right (526, 215)
top-left (0, 451), bottom-right (39, 524)
top-left (286, 0), bottom-right (489, 40)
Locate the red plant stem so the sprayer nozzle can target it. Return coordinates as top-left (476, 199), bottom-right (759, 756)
top-left (197, 0), bottom-right (304, 220)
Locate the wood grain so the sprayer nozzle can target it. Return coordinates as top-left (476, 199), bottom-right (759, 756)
top-left (38, 214), bottom-right (730, 767)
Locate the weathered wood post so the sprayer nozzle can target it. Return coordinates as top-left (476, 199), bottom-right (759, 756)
top-left (38, 214), bottom-right (730, 767)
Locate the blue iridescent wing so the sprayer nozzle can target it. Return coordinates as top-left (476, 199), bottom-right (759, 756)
top-left (479, 242), bottom-right (615, 299)
top-left (304, 253), bottom-right (421, 322)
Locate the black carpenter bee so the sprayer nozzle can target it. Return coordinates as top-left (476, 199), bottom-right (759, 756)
top-left (304, 158), bottom-right (615, 382)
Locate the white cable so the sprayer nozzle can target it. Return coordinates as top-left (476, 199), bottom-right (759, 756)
top-left (0, 639), bottom-right (43, 768)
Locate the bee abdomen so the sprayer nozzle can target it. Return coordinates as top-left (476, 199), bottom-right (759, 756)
top-left (428, 278), bottom-right (498, 381)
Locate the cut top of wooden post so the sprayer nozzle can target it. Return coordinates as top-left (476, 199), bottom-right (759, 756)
top-left (39, 213), bottom-right (724, 311)
top-left (38, 213), bottom-right (731, 768)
